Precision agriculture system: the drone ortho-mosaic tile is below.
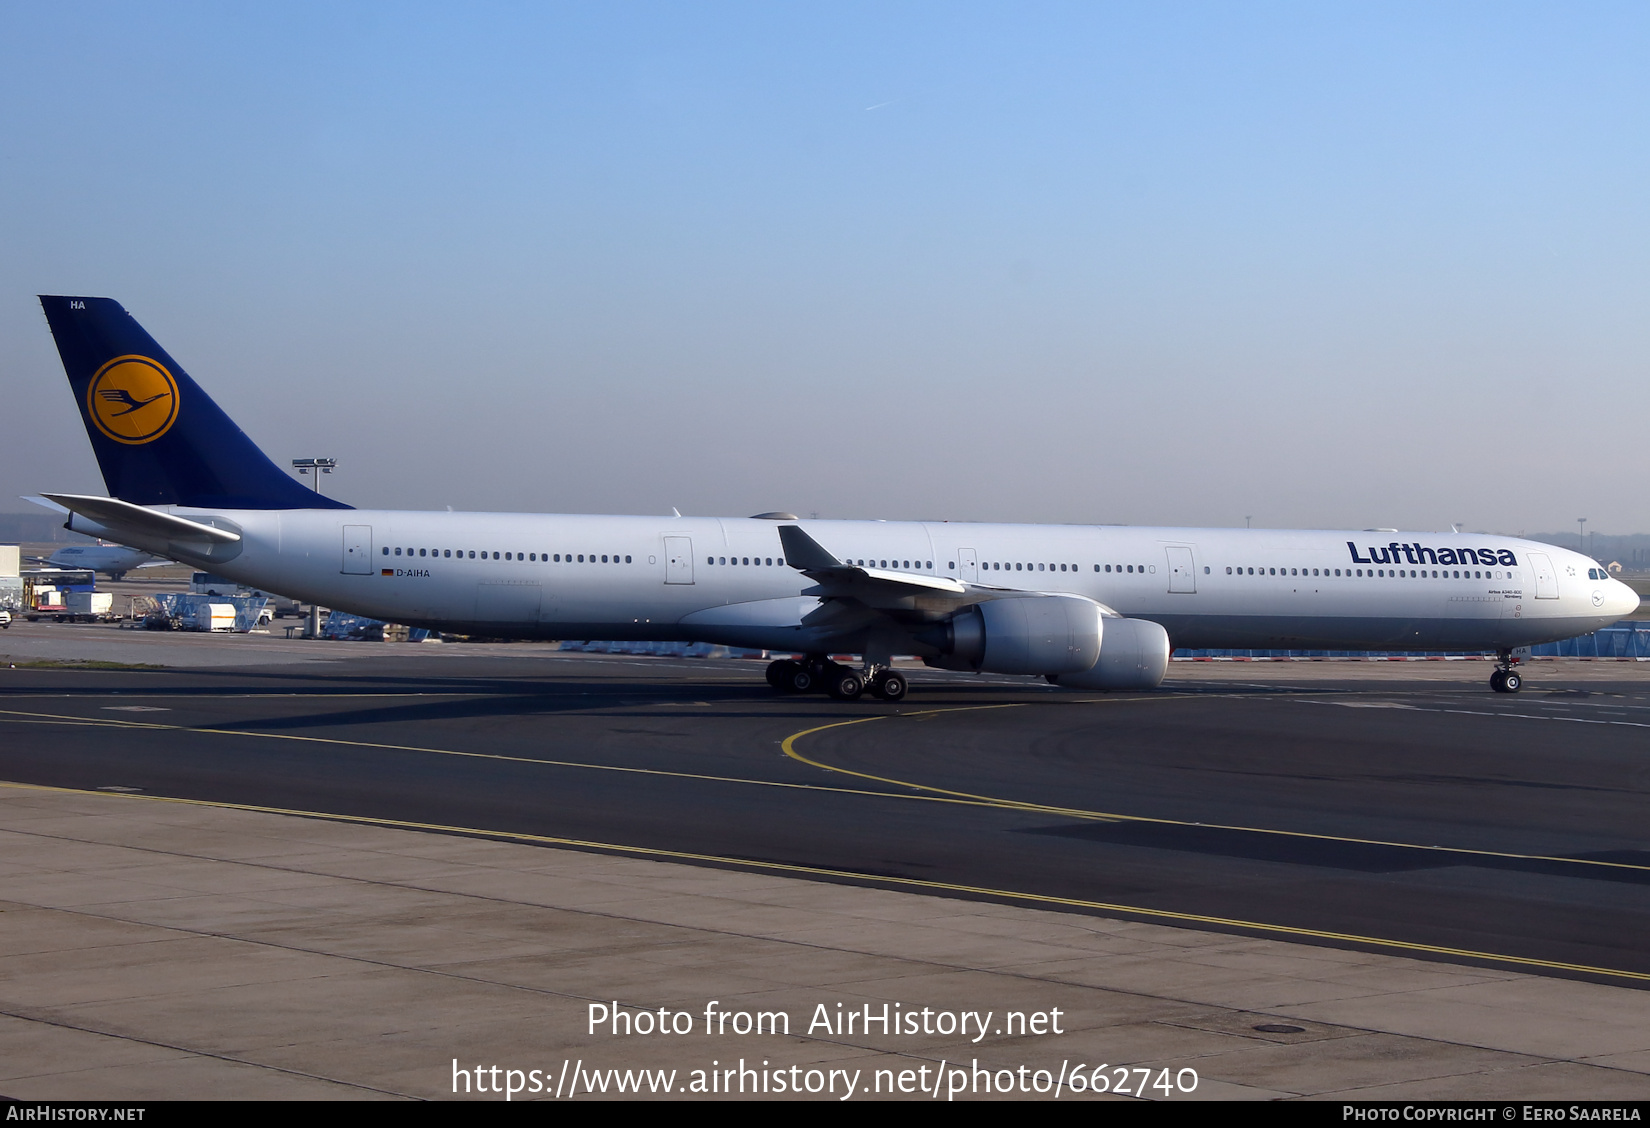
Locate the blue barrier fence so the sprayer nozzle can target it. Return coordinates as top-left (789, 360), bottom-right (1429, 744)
top-left (1174, 619), bottom-right (1650, 660)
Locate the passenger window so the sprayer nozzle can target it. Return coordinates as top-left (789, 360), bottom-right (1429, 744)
top-left (394, 548), bottom-right (402, 556)
top-left (382, 547), bottom-right (389, 555)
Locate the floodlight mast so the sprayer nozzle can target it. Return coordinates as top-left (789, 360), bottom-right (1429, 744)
top-left (291, 457), bottom-right (337, 499)
top-left (291, 459), bottom-right (338, 637)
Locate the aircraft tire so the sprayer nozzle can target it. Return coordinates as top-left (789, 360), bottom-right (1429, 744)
top-left (1490, 669), bottom-right (1508, 692)
top-left (874, 672), bottom-right (908, 702)
top-left (788, 665), bottom-right (816, 693)
top-left (826, 668), bottom-right (864, 701)
top-left (1502, 670), bottom-right (1522, 693)
top-left (766, 659), bottom-right (794, 690)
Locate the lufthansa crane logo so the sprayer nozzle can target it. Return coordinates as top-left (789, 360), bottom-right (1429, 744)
top-left (87, 355), bottom-right (180, 444)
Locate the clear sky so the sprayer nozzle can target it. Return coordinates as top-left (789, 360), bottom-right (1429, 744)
top-left (2, 3), bottom-right (1645, 534)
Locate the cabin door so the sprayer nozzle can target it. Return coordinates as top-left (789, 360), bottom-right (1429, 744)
top-left (1165, 545), bottom-right (1197, 593)
top-left (664, 537), bottom-right (695, 584)
top-left (341, 525), bottom-right (373, 574)
top-left (1527, 552), bottom-right (1559, 599)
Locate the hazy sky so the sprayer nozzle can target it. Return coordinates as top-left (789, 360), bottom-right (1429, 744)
top-left (2, 3), bottom-right (1645, 533)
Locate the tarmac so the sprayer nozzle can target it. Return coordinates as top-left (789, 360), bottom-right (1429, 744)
top-left (1, 623), bottom-right (1647, 1101)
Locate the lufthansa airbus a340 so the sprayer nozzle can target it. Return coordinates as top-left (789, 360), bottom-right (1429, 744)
top-left (33, 296), bottom-right (1638, 701)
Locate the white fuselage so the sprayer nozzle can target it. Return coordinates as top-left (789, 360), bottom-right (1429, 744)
top-left (44, 544), bottom-right (162, 577)
top-left (152, 509), bottom-right (1638, 655)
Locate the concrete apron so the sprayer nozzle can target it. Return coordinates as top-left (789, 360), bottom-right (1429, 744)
top-left (0, 783), bottom-right (1647, 1101)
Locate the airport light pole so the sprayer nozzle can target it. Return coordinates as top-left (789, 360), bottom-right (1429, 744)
top-left (1578, 517), bottom-right (1587, 554)
top-left (293, 459), bottom-right (337, 636)
top-left (292, 457), bottom-right (337, 498)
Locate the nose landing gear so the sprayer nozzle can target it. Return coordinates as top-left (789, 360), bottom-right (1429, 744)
top-left (1490, 650), bottom-right (1522, 693)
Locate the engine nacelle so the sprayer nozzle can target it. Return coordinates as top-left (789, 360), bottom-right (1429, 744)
top-left (921, 595), bottom-right (1103, 675)
top-left (1048, 617), bottom-right (1170, 691)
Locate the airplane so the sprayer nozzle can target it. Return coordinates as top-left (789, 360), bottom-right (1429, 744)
top-left (27, 541), bottom-right (167, 581)
top-left (33, 295), bottom-right (1640, 701)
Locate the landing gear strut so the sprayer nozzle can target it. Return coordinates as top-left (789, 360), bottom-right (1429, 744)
top-left (1490, 650), bottom-right (1522, 694)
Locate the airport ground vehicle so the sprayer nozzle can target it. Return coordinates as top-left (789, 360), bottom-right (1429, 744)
top-left (32, 296), bottom-right (1639, 699)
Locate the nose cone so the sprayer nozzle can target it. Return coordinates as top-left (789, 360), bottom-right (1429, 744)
top-left (1605, 578), bottom-right (1641, 620)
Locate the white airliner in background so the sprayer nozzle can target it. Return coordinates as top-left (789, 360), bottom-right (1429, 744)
top-left (30, 541), bottom-right (166, 581)
top-left (34, 296), bottom-right (1639, 701)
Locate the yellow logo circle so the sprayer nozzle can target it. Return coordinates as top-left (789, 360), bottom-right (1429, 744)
top-left (87, 355), bottom-right (180, 445)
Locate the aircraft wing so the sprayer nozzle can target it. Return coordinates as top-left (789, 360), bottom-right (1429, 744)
top-left (778, 524), bottom-right (1012, 619)
top-left (778, 523), bottom-right (1123, 620)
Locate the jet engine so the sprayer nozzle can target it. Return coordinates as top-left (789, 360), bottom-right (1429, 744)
top-left (920, 595), bottom-right (1103, 675)
top-left (1047, 616), bottom-right (1170, 691)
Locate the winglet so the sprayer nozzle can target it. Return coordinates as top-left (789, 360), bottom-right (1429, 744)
top-left (778, 525), bottom-right (841, 571)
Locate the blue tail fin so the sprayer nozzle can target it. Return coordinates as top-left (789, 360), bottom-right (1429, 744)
top-left (39, 296), bottom-right (350, 510)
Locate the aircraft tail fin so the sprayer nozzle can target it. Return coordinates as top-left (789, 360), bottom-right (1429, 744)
top-left (37, 296), bottom-right (350, 510)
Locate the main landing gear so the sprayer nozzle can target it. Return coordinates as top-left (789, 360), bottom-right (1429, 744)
top-left (765, 657), bottom-right (908, 702)
top-left (1490, 649), bottom-right (1522, 694)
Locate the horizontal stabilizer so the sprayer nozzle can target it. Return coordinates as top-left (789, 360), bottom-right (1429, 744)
top-left (41, 493), bottom-right (241, 545)
top-left (21, 494), bottom-right (69, 515)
